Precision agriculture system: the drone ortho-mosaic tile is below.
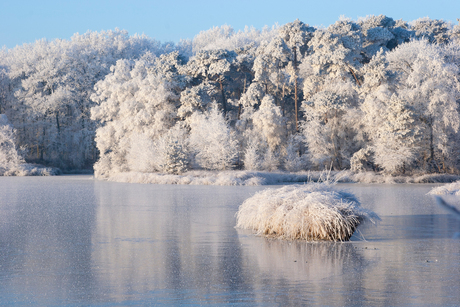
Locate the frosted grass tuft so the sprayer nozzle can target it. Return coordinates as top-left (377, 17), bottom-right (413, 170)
top-left (235, 182), bottom-right (379, 241)
top-left (428, 181), bottom-right (460, 196)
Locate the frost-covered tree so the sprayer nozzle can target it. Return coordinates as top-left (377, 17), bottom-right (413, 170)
top-left (373, 94), bottom-right (420, 174)
top-left (357, 49), bottom-right (396, 149)
top-left (188, 104), bottom-right (238, 170)
top-left (0, 114), bottom-right (24, 175)
top-left (91, 52), bottom-right (185, 178)
top-left (300, 19), bottom-right (365, 164)
top-left (350, 146), bottom-right (374, 172)
top-left (241, 95), bottom-right (287, 171)
top-left (449, 19), bottom-right (460, 44)
top-left (163, 140), bottom-right (188, 175)
top-left (192, 25), bottom-right (236, 52)
top-left (0, 67), bottom-right (11, 115)
top-left (358, 15), bottom-right (396, 58)
top-left (192, 24), bottom-right (278, 53)
top-left (251, 95), bottom-right (286, 151)
top-left (242, 134), bottom-right (263, 171)
top-left (177, 81), bottom-right (216, 118)
top-left (279, 19), bottom-right (316, 56)
top-left (253, 37), bottom-right (292, 106)
top-left (411, 17), bottom-right (451, 44)
top-left (278, 19), bottom-right (315, 131)
top-left (127, 123), bottom-right (189, 174)
top-left (2, 29), bottom-right (170, 169)
top-left (283, 134), bottom-right (308, 172)
top-left (3, 17), bottom-right (460, 177)
top-left (306, 18), bottom-right (363, 84)
top-left (386, 39), bottom-right (460, 172)
top-left (182, 49), bottom-right (236, 114)
top-left (302, 81), bottom-right (360, 170)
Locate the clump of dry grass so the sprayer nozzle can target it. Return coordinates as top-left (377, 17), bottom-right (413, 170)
top-left (235, 183), bottom-right (378, 241)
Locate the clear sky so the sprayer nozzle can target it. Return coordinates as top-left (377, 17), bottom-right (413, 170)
top-left (1, 0), bottom-right (459, 49)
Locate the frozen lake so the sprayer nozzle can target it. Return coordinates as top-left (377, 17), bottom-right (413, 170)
top-left (1, 175), bottom-right (459, 306)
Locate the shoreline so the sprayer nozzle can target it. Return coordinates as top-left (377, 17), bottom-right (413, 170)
top-left (98, 170), bottom-right (460, 186)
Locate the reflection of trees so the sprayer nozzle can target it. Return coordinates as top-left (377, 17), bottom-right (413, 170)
top-left (1, 180), bottom-right (459, 305)
top-left (237, 234), bottom-right (370, 305)
top-left (236, 231), bottom-right (459, 305)
top-left (92, 183), bottom-right (264, 303)
top-left (355, 215), bottom-right (460, 306)
top-left (0, 177), bottom-right (98, 304)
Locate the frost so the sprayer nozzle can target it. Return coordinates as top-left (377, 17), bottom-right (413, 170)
top-left (0, 114), bottom-right (58, 176)
top-left (429, 181), bottom-right (460, 196)
top-left (235, 183), bottom-right (379, 241)
top-left (0, 114), bottom-right (24, 175)
top-left (1, 17), bottom-right (460, 179)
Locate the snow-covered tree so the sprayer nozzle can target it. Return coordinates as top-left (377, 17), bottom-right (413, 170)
top-left (127, 123), bottom-right (189, 174)
top-left (242, 132), bottom-right (264, 171)
top-left (279, 19), bottom-right (315, 56)
top-left (240, 95), bottom-right (287, 171)
top-left (192, 24), bottom-right (278, 53)
top-left (253, 37), bottom-right (292, 102)
top-left (372, 94), bottom-right (420, 174)
top-left (3, 17), bottom-right (460, 177)
top-left (449, 19), bottom-right (460, 44)
top-left (358, 15), bottom-right (396, 58)
top-left (0, 114), bottom-right (24, 175)
top-left (357, 49), bottom-right (396, 149)
top-left (182, 49), bottom-right (236, 114)
top-left (278, 19), bottom-right (315, 131)
top-left (188, 104), bottom-right (238, 170)
top-left (177, 81), bottom-right (216, 118)
top-left (306, 18), bottom-right (363, 84)
top-left (0, 67), bottom-right (11, 115)
top-left (251, 95), bottom-right (286, 151)
top-left (350, 146), bottom-right (374, 172)
top-left (302, 81), bottom-right (360, 170)
top-left (300, 19), bottom-right (365, 167)
top-left (283, 134), bottom-right (308, 172)
top-left (91, 52), bottom-right (185, 178)
top-left (411, 17), bottom-right (451, 44)
top-left (163, 140), bottom-right (188, 175)
top-left (2, 29), bottom-right (169, 170)
top-left (386, 39), bottom-right (460, 172)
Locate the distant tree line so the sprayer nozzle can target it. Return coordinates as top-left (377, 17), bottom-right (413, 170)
top-left (1, 16), bottom-right (460, 177)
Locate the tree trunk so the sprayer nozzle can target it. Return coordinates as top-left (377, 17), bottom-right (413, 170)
top-left (429, 117), bottom-right (434, 162)
top-left (293, 46), bottom-right (299, 132)
top-left (282, 84), bottom-right (286, 117)
top-left (238, 78), bottom-right (246, 120)
top-left (219, 79), bottom-right (227, 116)
top-left (56, 112), bottom-right (60, 133)
top-left (347, 64), bottom-right (361, 87)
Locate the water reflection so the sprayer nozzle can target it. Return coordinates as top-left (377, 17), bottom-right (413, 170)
top-left (0, 176), bottom-right (98, 305)
top-left (0, 177), bottom-right (459, 306)
top-left (236, 235), bottom-right (371, 306)
top-left (91, 181), bottom-right (263, 304)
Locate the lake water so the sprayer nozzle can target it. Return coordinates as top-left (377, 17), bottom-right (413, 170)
top-left (0, 176), bottom-right (459, 306)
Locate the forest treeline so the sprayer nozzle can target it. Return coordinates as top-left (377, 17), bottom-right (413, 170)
top-left (1, 15), bottom-right (460, 177)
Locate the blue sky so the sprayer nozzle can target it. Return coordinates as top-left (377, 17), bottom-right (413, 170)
top-left (1, 0), bottom-right (459, 49)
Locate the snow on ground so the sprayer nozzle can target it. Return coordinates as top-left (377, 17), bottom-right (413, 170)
top-left (107, 170), bottom-right (317, 185)
top-left (1, 163), bottom-right (61, 176)
top-left (428, 181), bottom-right (460, 195)
top-left (235, 183), bottom-right (379, 241)
top-left (346, 171), bottom-right (460, 184)
top-left (104, 170), bottom-right (460, 186)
